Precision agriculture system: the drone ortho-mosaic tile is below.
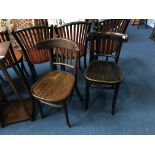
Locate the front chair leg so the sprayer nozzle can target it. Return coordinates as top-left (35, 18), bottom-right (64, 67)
top-left (21, 60), bottom-right (29, 76)
top-left (63, 102), bottom-right (71, 128)
top-left (75, 83), bottom-right (83, 101)
top-left (31, 98), bottom-right (36, 121)
top-left (78, 57), bottom-right (82, 71)
top-left (111, 83), bottom-right (120, 115)
top-left (84, 54), bottom-right (87, 69)
top-left (36, 100), bottom-right (45, 119)
top-left (85, 80), bottom-right (89, 110)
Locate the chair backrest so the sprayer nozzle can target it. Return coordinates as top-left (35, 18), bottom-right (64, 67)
top-left (97, 19), bottom-right (130, 33)
top-left (0, 30), bottom-right (17, 67)
top-left (36, 38), bottom-right (79, 76)
top-left (34, 19), bottom-right (48, 26)
top-left (87, 32), bottom-right (128, 63)
top-left (54, 21), bottom-right (91, 56)
top-left (12, 25), bottom-right (53, 64)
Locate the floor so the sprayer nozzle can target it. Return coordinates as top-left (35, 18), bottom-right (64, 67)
top-left (1, 24), bottom-right (155, 135)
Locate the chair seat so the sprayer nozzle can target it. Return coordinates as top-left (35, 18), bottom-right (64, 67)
top-left (84, 61), bottom-right (122, 84)
top-left (31, 71), bottom-right (75, 103)
top-left (5, 50), bottom-right (23, 68)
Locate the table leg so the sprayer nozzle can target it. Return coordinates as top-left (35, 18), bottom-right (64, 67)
top-left (0, 61), bottom-right (31, 118)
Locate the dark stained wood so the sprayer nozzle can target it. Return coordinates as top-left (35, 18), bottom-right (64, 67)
top-left (2, 99), bottom-right (33, 126)
top-left (0, 41), bottom-right (34, 127)
top-left (97, 19), bottom-right (130, 33)
top-left (34, 19), bottom-right (48, 26)
top-left (85, 32), bottom-right (128, 114)
top-left (0, 30), bottom-right (27, 72)
top-left (12, 25), bottom-right (53, 82)
top-left (55, 21), bottom-right (90, 56)
top-left (32, 71), bottom-right (75, 103)
top-left (87, 32), bottom-right (128, 63)
top-left (85, 61), bottom-right (122, 84)
top-left (32, 38), bottom-right (81, 127)
top-left (54, 21), bottom-right (91, 69)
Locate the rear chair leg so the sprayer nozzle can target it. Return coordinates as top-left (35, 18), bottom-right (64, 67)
top-left (111, 83), bottom-right (120, 115)
top-left (85, 80), bottom-right (89, 110)
top-left (36, 100), bottom-right (45, 119)
top-left (63, 102), bottom-right (71, 128)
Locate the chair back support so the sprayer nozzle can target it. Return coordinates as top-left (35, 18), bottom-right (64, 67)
top-left (12, 25), bottom-right (53, 64)
top-left (0, 30), bottom-right (17, 67)
top-left (98, 19), bottom-right (130, 33)
top-left (36, 38), bottom-right (79, 75)
top-left (87, 32), bottom-right (128, 63)
top-left (34, 19), bottom-right (48, 26)
top-left (54, 21), bottom-right (91, 56)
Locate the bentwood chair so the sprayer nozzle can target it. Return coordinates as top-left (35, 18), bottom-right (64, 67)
top-left (84, 32), bottom-right (128, 115)
top-left (12, 25), bottom-right (53, 82)
top-left (0, 30), bottom-right (28, 80)
top-left (54, 21), bottom-right (91, 69)
top-left (31, 38), bottom-right (82, 127)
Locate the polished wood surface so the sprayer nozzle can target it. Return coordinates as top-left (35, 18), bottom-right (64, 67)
top-left (85, 61), bottom-right (122, 84)
top-left (31, 38), bottom-right (81, 127)
top-left (32, 71), bottom-right (75, 103)
top-left (2, 99), bottom-right (33, 126)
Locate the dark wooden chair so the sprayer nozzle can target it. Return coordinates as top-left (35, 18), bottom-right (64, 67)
top-left (31, 38), bottom-right (83, 127)
top-left (97, 19), bottom-right (130, 33)
top-left (12, 25), bottom-right (53, 82)
top-left (0, 30), bottom-right (28, 79)
top-left (54, 21), bottom-right (91, 69)
top-left (84, 32), bottom-right (128, 114)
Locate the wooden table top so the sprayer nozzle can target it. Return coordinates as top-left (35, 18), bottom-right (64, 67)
top-left (0, 41), bottom-right (10, 60)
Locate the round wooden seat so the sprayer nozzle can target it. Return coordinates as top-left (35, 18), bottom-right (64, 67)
top-left (84, 61), bottom-right (123, 84)
top-left (31, 71), bottom-right (75, 103)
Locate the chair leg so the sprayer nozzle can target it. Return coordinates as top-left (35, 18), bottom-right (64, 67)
top-left (63, 102), bottom-right (71, 128)
top-left (0, 88), bottom-right (8, 128)
top-left (36, 100), bottom-right (45, 119)
top-left (85, 80), bottom-right (89, 110)
top-left (111, 83), bottom-right (120, 115)
top-left (0, 111), bottom-right (4, 128)
top-left (75, 83), bottom-right (83, 101)
top-left (0, 75), bottom-right (5, 82)
top-left (31, 98), bottom-right (36, 121)
top-left (29, 64), bottom-right (37, 82)
top-left (21, 60), bottom-right (29, 76)
top-left (84, 54), bottom-right (87, 69)
top-left (78, 57), bottom-right (82, 71)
